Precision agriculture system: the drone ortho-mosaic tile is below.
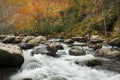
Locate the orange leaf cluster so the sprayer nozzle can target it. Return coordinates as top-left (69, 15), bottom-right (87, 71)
top-left (13, 0), bottom-right (72, 29)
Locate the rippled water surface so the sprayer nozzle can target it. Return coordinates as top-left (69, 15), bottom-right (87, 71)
top-left (11, 42), bottom-right (120, 80)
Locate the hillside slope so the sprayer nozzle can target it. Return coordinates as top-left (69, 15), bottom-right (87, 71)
top-left (0, 0), bottom-right (72, 33)
top-left (0, 0), bottom-right (120, 37)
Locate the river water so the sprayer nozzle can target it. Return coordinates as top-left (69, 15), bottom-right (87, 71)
top-left (11, 40), bottom-right (120, 80)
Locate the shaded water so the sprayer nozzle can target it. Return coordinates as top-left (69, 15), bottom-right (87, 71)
top-left (11, 41), bottom-right (120, 80)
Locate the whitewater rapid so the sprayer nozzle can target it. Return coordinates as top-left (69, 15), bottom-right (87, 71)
top-left (11, 42), bottom-right (120, 80)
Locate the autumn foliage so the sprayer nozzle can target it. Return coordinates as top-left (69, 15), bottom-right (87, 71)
top-left (0, 0), bottom-right (72, 29)
top-left (0, 0), bottom-right (120, 37)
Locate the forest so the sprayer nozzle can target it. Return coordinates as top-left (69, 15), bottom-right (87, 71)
top-left (0, 0), bottom-right (120, 38)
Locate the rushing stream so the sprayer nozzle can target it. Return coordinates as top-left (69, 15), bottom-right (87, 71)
top-left (11, 40), bottom-right (120, 80)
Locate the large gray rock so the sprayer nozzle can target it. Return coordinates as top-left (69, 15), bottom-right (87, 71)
top-left (95, 48), bottom-right (120, 59)
top-left (85, 59), bottom-right (102, 67)
top-left (0, 67), bottom-right (19, 80)
top-left (18, 43), bottom-right (35, 50)
top-left (28, 36), bottom-right (47, 46)
top-left (0, 35), bottom-right (7, 40)
top-left (85, 58), bottom-right (120, 73)
top-left (0, 43), bottom-right (24, 67)
top-left (88, 43), bottom-right (102, 50)
top-left (94, 60), bottom-right (120, 73)
top-left (22, 36), bottom-right (35, 43)
top-left (95, 48), bottom-right (110, 58)
top-left (13, 36), bottom-right (23, 44)
top-left (2, 36), bottom-right (15, 43)
top-left (69, 47), bottom-right (86, 56)
top-left (109, 37), bottom-right (120, 47)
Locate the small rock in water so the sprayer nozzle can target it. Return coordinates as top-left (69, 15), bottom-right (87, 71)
top-left (46, 45), bottom-right (58, 56)
top-left (21, 78), bottom-right (33, 80)
top-left (28, 36), bottom-right (47, 46)
top-left (19, 43), bottom-right (35, 50)
top-left (88, 43), bottom-right (102, 50)
top-left (22, 36), bottom-right (35, 43)
top-left (69, 47), bottom-right (86, 56)
top-left (109, 37), bottom-right (120, 47)
top-left (64, 39), bottom-right (74, 44)
top-left (86, 59), bottom-right (102, 67)
top-left (94, 60), bottom-right (120, 73)
top-left (48, 43), bottom-right (64, 50)
top-left (95, 48), bottom-right (120, 59)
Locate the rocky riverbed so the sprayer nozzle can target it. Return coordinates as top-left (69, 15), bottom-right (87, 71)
top-left (0, 34), bottom-right (120, 80)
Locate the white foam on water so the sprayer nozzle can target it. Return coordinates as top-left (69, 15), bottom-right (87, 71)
top-left (11, 43), bottom-right (120, 80)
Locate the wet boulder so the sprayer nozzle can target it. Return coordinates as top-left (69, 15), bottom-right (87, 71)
top-left (55, 45), bottom-right (64, 50)
top-left (22, 36), bottom-right (35, 43)
top-left (13, 36), bottom-right (23, 44)
top-left (64, 39), bottom-right (74, 44)
top-left (2, 36), bottom-right (15, 43)
top-left (0, 43), bottom-right (24, 67)
top-left (88, 43), bottom-right (102, 50)
top-left (83, 58), bottom-right (120, 73)
top-left (0, 67), bottom-right (19, 80)
top-left (48, 43), bottom-right (64, 50)
top-left (94, 60), bottom-right (120, 73)
top-left (109, 37), bottom-right (120, 47)
top-left (85, 59), bottom-right (102, 67)
top-left (108, 51), bottom-right (120, 59)
top-left (0, 35), bottom-right (7, 40)
top-left (19, 43), bottom-right (35, 50)
top-left (69, 47), bottom-right (86, 56)
top-left (28, 36), bottom-right (47, 46)
top-left (95, 48), bottom-right (111, 57)
top-left (95, 48), bottom-right (120, 59)
top-left (46, 45), bottom-right (58, 57)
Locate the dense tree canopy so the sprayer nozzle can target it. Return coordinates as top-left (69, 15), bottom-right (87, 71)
top-left (0, 0), bottom-right (120, 37)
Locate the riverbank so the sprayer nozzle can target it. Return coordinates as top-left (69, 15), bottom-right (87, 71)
top-left (0, 34), bottom-right (120, 80)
